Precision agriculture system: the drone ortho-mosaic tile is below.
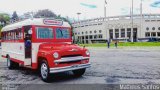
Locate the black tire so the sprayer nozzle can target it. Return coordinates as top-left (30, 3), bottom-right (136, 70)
top-left (7, 56), bottom-right (19, 69)
top-left (72, 68), bottom-right (86, 77)
top-left (7, 56), bottom-right (13, 69)
top-left (40, 60), bottom-right (51, 82)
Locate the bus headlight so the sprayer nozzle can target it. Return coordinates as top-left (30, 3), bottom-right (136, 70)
top-left (85, 50), bottom-right (90, 56)
top-left (53, 52), bottom-right (59, 59)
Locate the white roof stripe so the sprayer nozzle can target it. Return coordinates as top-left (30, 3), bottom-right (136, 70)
top-left (1, 18), bottom-right (71, 32)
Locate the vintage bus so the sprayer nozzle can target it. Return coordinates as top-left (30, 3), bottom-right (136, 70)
top-left (1, 18), bottom-right (90, 82)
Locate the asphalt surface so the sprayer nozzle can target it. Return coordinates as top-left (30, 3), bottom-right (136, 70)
top-left (0, 47), bottom-right (160, 89)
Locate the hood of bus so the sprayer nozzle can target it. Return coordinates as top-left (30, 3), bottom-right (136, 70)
top-left (38, 43), bottom-right (89, 57)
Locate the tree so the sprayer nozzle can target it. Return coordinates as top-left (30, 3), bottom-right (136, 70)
top-left (0, 13), bottom-right (10, 38)
top-left (34, 9), bottom-right (57, 18)
top-left (0, 13), bottom-right (10, 26)
top-left (0, 13), bottom-right (10, 22)
top-left (12, 11), bottom-right (18, 20)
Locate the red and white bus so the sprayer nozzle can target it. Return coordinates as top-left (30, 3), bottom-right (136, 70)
top-left (1, 18), bottom-right (90, 82)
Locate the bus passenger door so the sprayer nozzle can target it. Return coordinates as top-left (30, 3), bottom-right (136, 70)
top-left (24, 26), bottom-right (32, 65)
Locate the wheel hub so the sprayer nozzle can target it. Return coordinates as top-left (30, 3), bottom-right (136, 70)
top-left (7, 58), bottom-right (10, 67)
top-left (41, 63), bottom-right (48, 79)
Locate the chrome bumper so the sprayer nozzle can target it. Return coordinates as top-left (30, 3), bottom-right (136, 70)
top-left (50, 63), bottom-right (91, 73)
top-left (54, 56), bottom-right (89, 63)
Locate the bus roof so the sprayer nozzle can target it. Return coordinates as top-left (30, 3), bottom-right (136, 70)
top-left (1, 18), bottom-right (71, 32)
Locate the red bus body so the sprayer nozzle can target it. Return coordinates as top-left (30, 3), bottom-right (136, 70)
top-left (1, 18), bottom-right (90, 81)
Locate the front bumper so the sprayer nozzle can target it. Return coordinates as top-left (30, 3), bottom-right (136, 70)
top-left (50, 63), bottom-right (91, 73)
top-left (54, 56), bottom-right (89, 63)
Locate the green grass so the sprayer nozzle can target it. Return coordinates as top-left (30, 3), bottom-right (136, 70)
top-left (79, 42), bottom-right (160, 47)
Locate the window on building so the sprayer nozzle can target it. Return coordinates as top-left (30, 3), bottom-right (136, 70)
top-left (89, 35), bottom-right (93, 39)
top-left (94, 30), bottom-right (97, 33)
top-left (146, 27), bottom-right (149, 30)
top-left (82, 32), bottom-right (84, 34)
top-left (152, 27), bottom-right (155, 30)
top-left (151, 32), bottom-right (156, 37)
top-left (86, 36), bottom-right (88, 39)
top-left (115, 29), bottom-right (119, 38)
top-left (133, 28), bottom-right (137, 39)
top-left (93, 24), bottom-right (97, 26)
top-left (86, 31), bottom-right (88, 34)
top-left (99, 30), bottom-right (102, 33)
top-left (115, 29), bottom-right (119, 33)
top-left (145, 32), bottom-right (150, 37)
top-left (158, 27), bottom-right (160, 30)
top-left (109, 29), bottom-right (113, 39)
top-left (121, 29), bottom-right (125, 38)
top-left (99, 34), bottom-right (103, 38)
top-left (98, 23), bottom-right (102, 25)
top-left (94, 35), bottom-right (97, 39)
top-left (90, 31), bottom-right (92, 34)
top-left (127, 28), bottom-right (131, 38)
top-left (145, 20), bottom-right (150, 22)
top-left (82, 36), bottom-right (84, 39)
top-left (157, 32), bottom-right (160, 36)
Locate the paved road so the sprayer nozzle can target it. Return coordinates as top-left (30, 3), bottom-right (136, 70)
top-left (0, 47), bottom-right (160, 89)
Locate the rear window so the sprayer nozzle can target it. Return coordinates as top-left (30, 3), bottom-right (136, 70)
top-left (56, 28), bottom-right (70, 39)
top-left (36, 27), bottom-right (53, 39)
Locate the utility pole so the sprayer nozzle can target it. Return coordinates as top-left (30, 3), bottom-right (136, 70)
top-left (104, 0), bottom-right (107, 17)
top-left (140, 0), bottom-right (143, 38)
top-left (131, 0), bottom-right (134, 42)
top-left (104, 0), bottom-right (109, 41)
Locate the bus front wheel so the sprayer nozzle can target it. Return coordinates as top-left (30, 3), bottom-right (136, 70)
top-left (7, 57), bottom-right (14, 69)
top-left (40, 60), bottom-right (51, 82)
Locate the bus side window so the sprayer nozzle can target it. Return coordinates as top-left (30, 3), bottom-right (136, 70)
top-left (2, 32), bottom-right (3, 40)
top-left (14, 31), bottom-right (16, 40)
top-left (16, 29), bottom-right (21, 40)
top-left (11, 31), bottom-right (13, 40)
top-left (17, 28), bottom-right (22, 40)
top-left (12, 31), bottom-right (14, 40)
top-left (1, 32), bottom-right (4, 40)
top-left (8, 32), bottom-right (10, 40)
top-left (13, 31), bottom-right (15, 40)
top-left (16, 30), bottom-right (18, 39)
top-left (6, 32), bottom-right (8, 40)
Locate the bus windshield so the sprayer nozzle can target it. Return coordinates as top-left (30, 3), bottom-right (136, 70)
top-left (56, 28), bottom-right (70, 39)
top-left (36, 27), bottom-right (70, 39)
top-left (36, 27), bottom-right (53, 39)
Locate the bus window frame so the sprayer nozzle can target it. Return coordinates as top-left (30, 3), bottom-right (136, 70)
top-left (55, 27), bottom-right (70, 39)
top-left (1, 27), bottom-right (24, 42)
top-left (32, 25), bottom-right (72, 43)
top-left (36, 27), bottom-right (54, 39)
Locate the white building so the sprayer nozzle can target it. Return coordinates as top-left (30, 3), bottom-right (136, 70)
top-left (72, 14), bottom-right (160, 43)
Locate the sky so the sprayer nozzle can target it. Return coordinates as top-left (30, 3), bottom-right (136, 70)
top-left (0, 0), bottom-right (160, 20)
